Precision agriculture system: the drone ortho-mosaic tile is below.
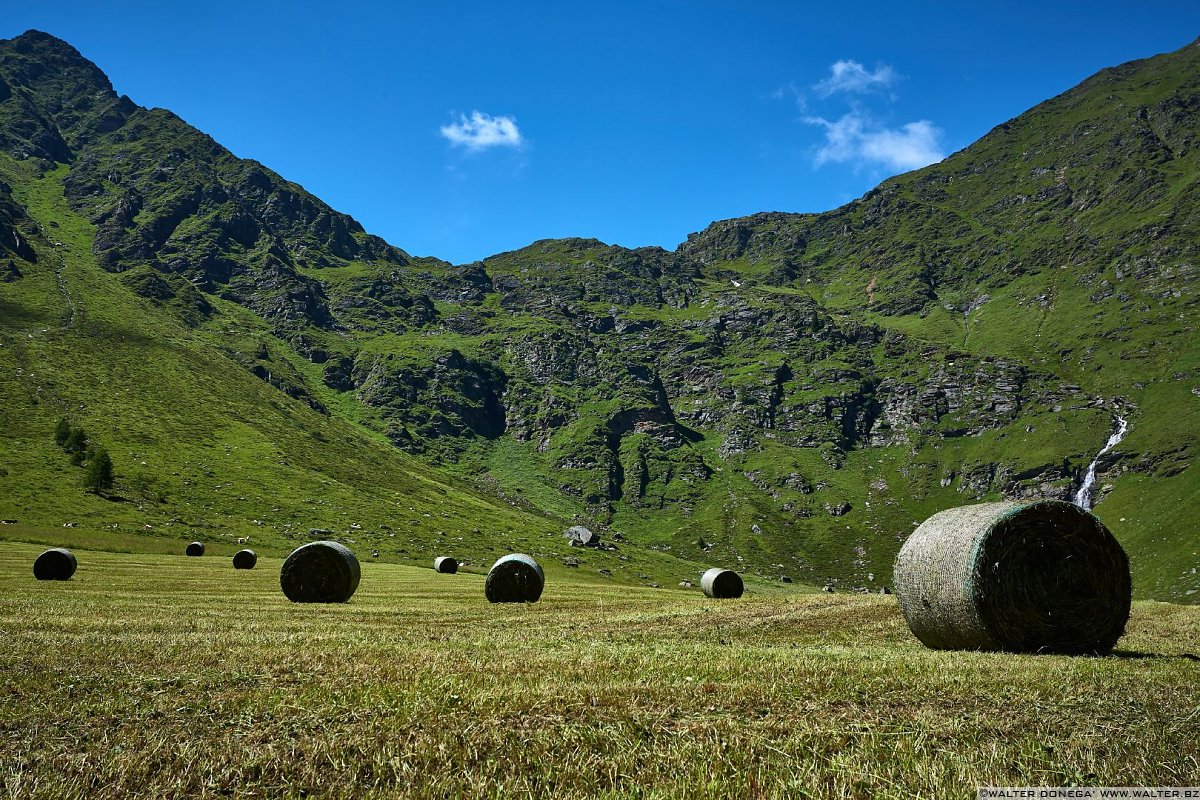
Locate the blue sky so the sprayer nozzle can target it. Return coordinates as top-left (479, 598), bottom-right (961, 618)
top-left (7, 1), bottom-right (1200, 264)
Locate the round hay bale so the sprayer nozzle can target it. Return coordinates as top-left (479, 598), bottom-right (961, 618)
top-left (893, 500), bottom-right (1131, 654)
top-left (485, 553), bottom-right (544, 603)
top-left (434, 556), bottom-right (459, 574)
top-left (33, 548), bottom-right (77, 581)
top-left (701, 567), bottom-right (744, 599)
top-left (232, 549), bottom-right (258, 570)
top-left (280, 541), bottom-right (360, 603)
top-left (185, 541), bottom-right (205, 557)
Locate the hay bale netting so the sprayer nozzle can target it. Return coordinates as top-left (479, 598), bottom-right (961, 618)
top-left (893, 500), bottom-right (1131, 654)
top-left (232, 549), bottom-right (258, 570)
top-left (185, 541), bottom-right (205, 557)
top-left (280, 541), bottom-right (360, 603)
top-left (33, 548), bottom-right (77, 581)
top-left (485, 553), bottom-right (544, 603)
top-left (701, 567), bottom-right (744, 599)
top-left (434, 556), bottom-right (459, 574)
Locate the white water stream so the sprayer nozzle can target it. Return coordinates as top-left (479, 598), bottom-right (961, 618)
top-left (1073, 415), bottom-right (1128, 509)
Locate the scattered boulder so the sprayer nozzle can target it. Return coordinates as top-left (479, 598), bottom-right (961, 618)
top-left (1, 259), bottom-right (20, 282)
top-left (564, 525), bottom-right (600, 547)
top-left (825, 502), bottom-right (851, 517)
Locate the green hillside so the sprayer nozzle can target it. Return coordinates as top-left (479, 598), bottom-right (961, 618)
top-left (0, 30), bottom-right (1197, 599)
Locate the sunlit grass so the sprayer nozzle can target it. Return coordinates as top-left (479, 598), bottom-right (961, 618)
top-left (2, 543), bottom-right (1197, 798)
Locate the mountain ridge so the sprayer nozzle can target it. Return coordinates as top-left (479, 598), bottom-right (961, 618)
top-left (1, 29), bottom-right (1197, 599)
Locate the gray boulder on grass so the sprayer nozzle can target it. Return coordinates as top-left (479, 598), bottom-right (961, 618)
top-left (564, 525), bottom-right (600, 547)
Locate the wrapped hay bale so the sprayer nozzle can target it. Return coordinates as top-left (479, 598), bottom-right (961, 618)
top-left (434, 556), bottom-right (459, 574)
top-left (485, 553), bottom-right (544, 603)
top-left (33, 548), bottom-right (77, 581)
top-left (185, 541), bottom-right (205, 557)
top-left (701, 567), bottom-right (744, 599)
top-left (893, 500), bottom-right (1131, 654)
top-left (280, 541), bottom-right (360, 603)
top-left (232, 549), bottom-right (258, 570)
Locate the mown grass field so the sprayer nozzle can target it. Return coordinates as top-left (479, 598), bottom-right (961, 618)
top-left (2, 542), bottom-right (1198, 799)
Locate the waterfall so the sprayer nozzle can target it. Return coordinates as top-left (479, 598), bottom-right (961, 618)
top-left (1073, 415), bottom-right (1128, 510)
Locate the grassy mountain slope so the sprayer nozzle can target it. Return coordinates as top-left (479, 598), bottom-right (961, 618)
top-left (1, 30), bottom-right (1197, 599)
top-left (0, 128), bottom-right (705, 591)
top-left (671, 39), bottom-right (1200, 599)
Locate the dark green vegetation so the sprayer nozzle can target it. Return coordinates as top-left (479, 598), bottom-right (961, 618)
top-left (1, 544), bottom-right (1198, 797)
top-left (0, 30), bottom-right (1197, 598)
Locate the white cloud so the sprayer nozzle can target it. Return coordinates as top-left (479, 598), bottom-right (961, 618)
top-left (806, 111), bottom-right (944, 172)
top-left (769, 81), bottom-right (807, 111)
top-left (813, 60), bottom-right (896, 97)
top-left (440, 111), bottom-right (523, 151)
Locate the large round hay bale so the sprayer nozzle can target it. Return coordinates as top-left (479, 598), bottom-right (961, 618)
top-left (185, 541), bottom-right (205, 557)
top-left (232, 549), bottom-right (258, 570)
top-left (893, 500), bottom-right (1131, 654)
top-left (434, 556), bottom-right (459, 574)
top-left (33, 548), bottom-right (77, 581)
top-left (280, 541), bottom-right (360, 603)
top-left (701, 567), bottom-right (744, 599)
top-left (485, 553), bottom-right (544, 603)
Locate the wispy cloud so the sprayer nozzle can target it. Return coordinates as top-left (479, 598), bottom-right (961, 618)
top-left (440, 111), bottom-right (523, 151)
top-left (813, 60), bottom-right (896, 97)
top-left (769, 81), bottom-right (807, 111)
top-left (806, 111), bottom-right (944, 172)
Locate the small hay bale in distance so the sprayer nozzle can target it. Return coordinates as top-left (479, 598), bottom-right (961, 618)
top-left (185, 541), bottom-right (205, 557)
top-left (434, 556), bottom-right (459, 574)
top-left (280, 540), bottom-right (360, 603)
top-left (33, 548), bottom-right (77, 581)
top-left (232, 549), bottom-right (258, 570)
top-left (701, 567), bottom-right (744, 599)
top-left (893, 499), bottom-right (1131, 654)
top-left (485, 553), bottom-right (544, 603)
